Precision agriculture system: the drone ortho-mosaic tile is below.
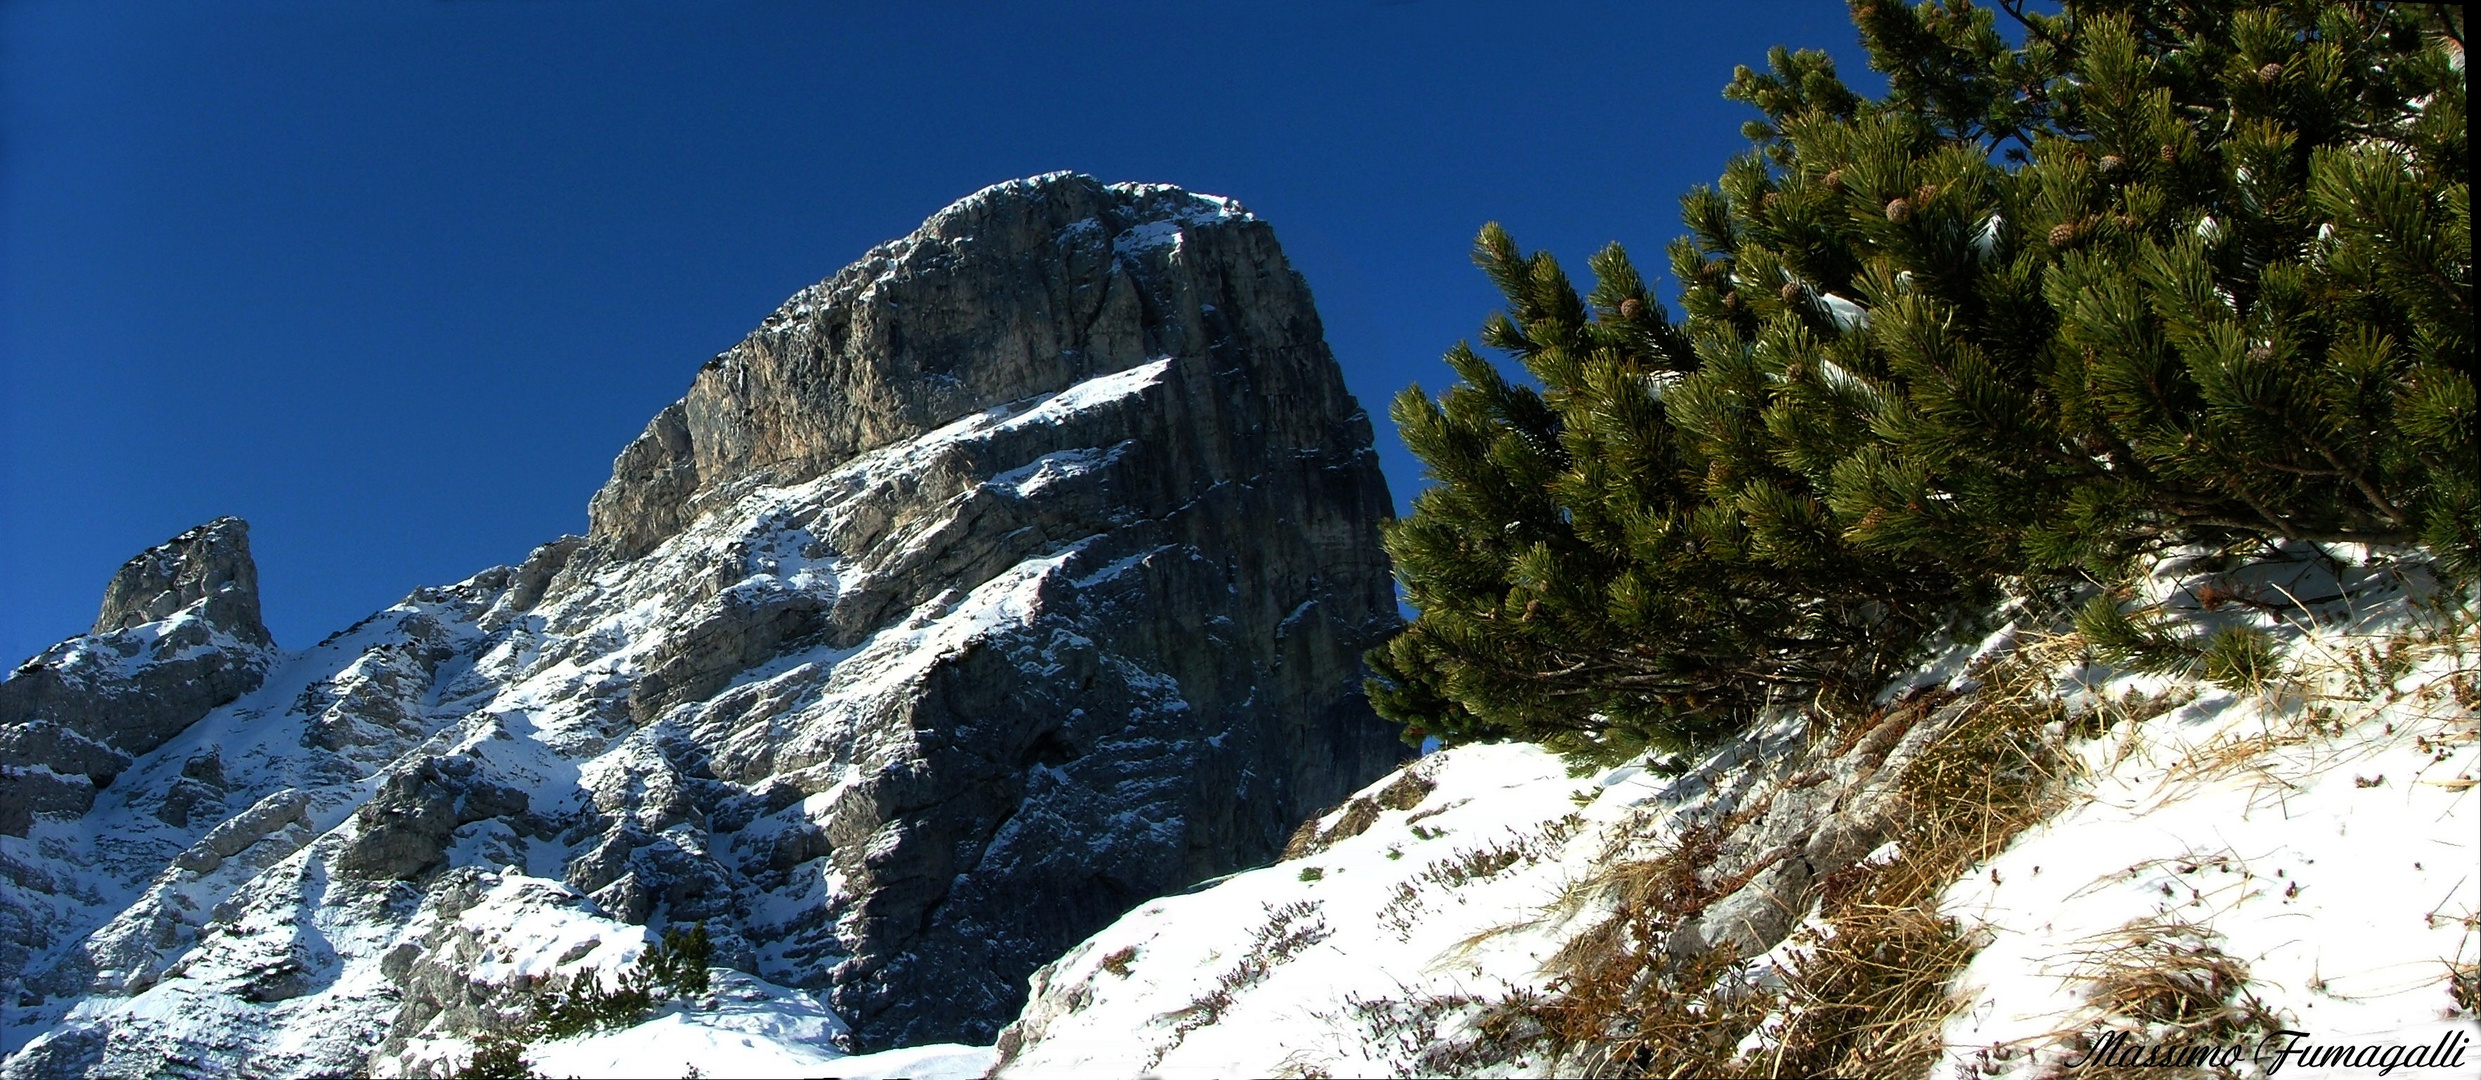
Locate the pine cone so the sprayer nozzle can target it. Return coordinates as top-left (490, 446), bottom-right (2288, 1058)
top-left (1619, 297), bottom-right (1644, 320)
top-left (2258, 61), bottom-right (2283, 84)
top-left (1761, 191), bottom-right (1782, 211)
top-left (1820, 168), bottom-right (1844, 192)
top-left (1858, 507), bottom-right (1888, 532)
top-left (2159, 142), bottom-right (2179, 163)
top-left (1886, 197), bottom-right (1913, 223)
top-left (2048, 221), bottom-right (2079, 247)
top-left (2098, 153), bottom-right (2125, 174)
top-left (1780, 280), bottom-right (1806, 305)
top-left (1914, 183), bottom-right (1939, 205)
top-left (1522, 599), bottom-right (1544, 621)
top-left (2116, 213), bottom-right (2141, 230)
top-left (1724, 291), bottom-right (1744, 310)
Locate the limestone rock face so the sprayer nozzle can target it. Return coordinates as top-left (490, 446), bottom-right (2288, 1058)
top-left (0, 174), bottom-right (1405, 1074)
top-left (587, 175), bottom-right (1344, 562)
top-left (89, 517), bottom-right (269, 643)
top-left (0, 518), bottom-right (274, 837)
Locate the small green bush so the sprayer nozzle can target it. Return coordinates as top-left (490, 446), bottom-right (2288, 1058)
top-left (458, 922), bottom-right (717, 1073)
top-left (452, 1032), bottom-right (541, 1080)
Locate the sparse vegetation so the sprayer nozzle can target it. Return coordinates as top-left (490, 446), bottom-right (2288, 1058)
top-left (1284, 770), bottom-right (1440, 861)
top-left (452, 922), bottom-right (715, 1076)
top-left (451, 1031), bottom-right (542, 1080)
top-left (1385, 636), bottom-right (2089, 1079)
top-left (1377, 817), bottom-right (1584, 941)
top-left (1151, 901), bottom-right (1334, 1069)
top-left (2056, 915), bottom-right (2286, 1080)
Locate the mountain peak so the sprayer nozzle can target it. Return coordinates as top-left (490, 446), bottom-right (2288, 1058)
top-left (91, 516), bottom-right (268, 646)
top-left (585, 174), bottom-right (1300, 562)
top-left (1, 177), bottom-right (1402, 1069)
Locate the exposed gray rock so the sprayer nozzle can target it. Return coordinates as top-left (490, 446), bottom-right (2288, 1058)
top-left (586, 175), bottom-right (1333, 564)
top-left (0, 173), bottom-right (1406, 1071)
top-left (0, 519), bottom-right (275, 837)
top-left (173, 790), bottom-right (311, 875)
top-left (90, 518), bottom-right (268, 644)
top-left (502, 536), bottom-right (585, 615)
top-left (333, 759), bottom-right (531, 882)
top-left (548, 175), bottom-right (1409, 1047)
top-left (1660, 693), bottom-right (1970, 964)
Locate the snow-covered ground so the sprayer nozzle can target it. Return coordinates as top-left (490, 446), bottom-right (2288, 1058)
top-left (365, 873), bottom-right (994, 1078)
top-left (1937, 559), bottom-right (2480, 1077)
top-left (533, 1027), bottom-right (990, 1080)
top-left (992, 739), bottom-right (1665, 1078)
top-left (988, 548), bottom-right (2478, 1078)
top-left (326, 549), bottom-right (2471, 1080)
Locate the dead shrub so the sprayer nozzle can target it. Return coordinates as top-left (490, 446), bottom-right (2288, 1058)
top-left (2058, 915), bottom-right (2283, 1080)
top-left (1375, 770), bottom-right (1437, 811)
top-left (1283, 769), bottom-right (1435, 860)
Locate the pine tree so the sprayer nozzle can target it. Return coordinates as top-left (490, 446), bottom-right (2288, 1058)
top-left (644, 923), bottom-right (712, 997)
top-left (453, 1032), bottom-right (542, 1080)
top-left (1703, 0), bottom-right (2472, 581)
top-left (1372, 0), bottom-right (2471, 754)
top-left (1370, 226), bottom-right (1974, 758)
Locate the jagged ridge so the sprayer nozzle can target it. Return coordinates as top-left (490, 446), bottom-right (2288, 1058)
top-left (0, 173), bottom-right (1405, 1076)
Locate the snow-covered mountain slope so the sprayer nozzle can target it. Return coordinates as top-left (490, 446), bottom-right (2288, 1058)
top-left (0, 173), bottom-right (1405, 1077)
top-left (0, 518), bottom-right (273, 841)
top-left (993, 548), bottom-right (2479, 1078)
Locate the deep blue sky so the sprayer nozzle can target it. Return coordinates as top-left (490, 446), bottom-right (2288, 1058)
top-left (2, 0), bottom-right (1880, 662)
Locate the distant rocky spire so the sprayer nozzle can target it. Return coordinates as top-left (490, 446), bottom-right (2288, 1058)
top-left (0, 517), bottom-right (275, 835)
top-left (91, 516), bottom-right (271, 645)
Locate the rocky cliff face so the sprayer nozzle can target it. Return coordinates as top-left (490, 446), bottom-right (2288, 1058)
top-left (0, 173), bottom-right (1405, 1076)
top-left (0, 518), bottom-right (273, 837)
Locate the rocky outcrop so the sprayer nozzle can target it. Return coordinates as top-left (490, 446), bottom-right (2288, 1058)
top-left (542, 173), bottom-right (1408, 1046)
top-left (0, 518), bottom-right (273, 836)
top-left (89, 517), bottom-right (269, 643)
top-left (587, 176), bottom-right (1349, 563)
top-left (0, 173), bottom-right (1405, 1074)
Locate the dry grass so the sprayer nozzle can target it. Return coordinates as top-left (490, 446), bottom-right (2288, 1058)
top-left (1460, 637), bottom-right (2085, 1079)
top-left (1343, 585), bottom-right (2470, 1077)
top-left (1749, 647), bottom-right (2081, 1080)
top-left (1283, 770), bottom-right (1439, 860)
top-left (2049, 915), bottom-right (2284, 1080)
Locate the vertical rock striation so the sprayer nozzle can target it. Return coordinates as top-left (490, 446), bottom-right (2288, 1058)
top-left (0, 173), bottom-right (1406, 1074)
